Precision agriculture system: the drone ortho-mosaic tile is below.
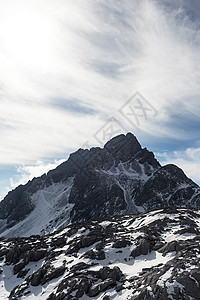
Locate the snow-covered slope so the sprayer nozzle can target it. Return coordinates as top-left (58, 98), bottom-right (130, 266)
top-left (1, 177), bottom-right (74, 238)
top-left (0, 132), bottom-right (200, 237)
top-left (0, 208), bottom-right (200, 299)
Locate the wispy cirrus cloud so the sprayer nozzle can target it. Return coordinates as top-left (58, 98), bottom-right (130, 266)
top-left (0, 0), bottom-right (200, 197)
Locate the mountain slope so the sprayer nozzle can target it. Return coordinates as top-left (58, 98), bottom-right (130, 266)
top-left (0, 132), bottom-right (200, 237)
top-left (0, 208), bottom-right (200, 299)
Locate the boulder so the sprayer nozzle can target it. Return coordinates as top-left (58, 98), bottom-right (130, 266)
top-left (177, 270), bottom-right (200, 299)
top-left (50, 236), bottom-right (66, 248)
top-left (131, 238), bottom-right (151, 258)
top-left (99, 266), bottom-right (122, 281)
top-left (41, 265), bottom-right (66, 284)
top-left (17, 268), bottom-right (29, 278)
top-left (89, 278), bottom-right (115, 297)
top-left (158, 241), bottom-right (183, 255)
top-left (5, 246), bottom-right (21, 264)
top-left (112, 239), bottom-right (131, 248)
top-left (0, 247), bottom-right (9, 257)
top-left (81, 234), bottom-right (98, 248)
top-left (30, 248), bottom-right (47, 261)
top-left (70, 262), bottom-right (89, 273)
top-left (31, 269), bottom-right (44, 286)
top-left (84, 249), bottom-right (105, 260)
top-left (13, 260), bottom-right (26, 275)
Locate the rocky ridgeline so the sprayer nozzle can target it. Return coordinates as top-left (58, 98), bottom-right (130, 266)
top-left (0, 208), bottom-right (200, 299)
top-left (1, 133), bottom-right (200, 238)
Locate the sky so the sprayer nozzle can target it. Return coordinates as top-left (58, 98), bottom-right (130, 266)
top-left (0, 0), bottom-right (200, 199)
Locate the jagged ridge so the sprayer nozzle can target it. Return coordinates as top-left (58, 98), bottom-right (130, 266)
top-left (0, 132), bottom-right (200, 237)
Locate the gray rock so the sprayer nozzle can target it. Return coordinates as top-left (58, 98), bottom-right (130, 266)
top-left (20, 243), bottom-right (32, 252)
top-left (99, 266), bottom-right (122, 281)
top-left (89, 278), bottom-right (115, 297)
top-left (30, 248), bottom-right (47, 261)
top-left (96, 243), bottom-right (104, 250)
top-left (31, 269), bottom-right (44, 286)
top-left (153, 241), bottom-right (165, 251)
top-left (83, 249), bottom-right (105, 260)
top-left (131, 238), bottom-right (151, 258)
top-left (13, 260), bottom-right (26, 275)
top-left (0, 247), bottom-right (9, 257)
top-left (41, 265), bottom-right (66, 284)
top-left (177, 270), bottom-right (200, 298)
top-left (81, 234), bottom-right (99, 248)
top-left (6, 246), bottom-right (21, 264)
top-left (131, 289), bottom-right (154, 300)
top-left (70, 262), bottom-right (89, 273)
top-left (103, 296), bottom-right (110, 300)
top-left (158, 241), bottom-right (183, 255)
top-left (17, 268), bottom-right (29, 278)
top-left (51, 236), bottom-right (66, 248)
top-left (112, 239), bottom-right (131, 248)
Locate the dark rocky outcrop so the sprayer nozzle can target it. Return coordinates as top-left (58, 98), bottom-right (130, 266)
top-left (112, 239), bottom-right (131, 248)
top-left (1, 208), bottom-right (199, 300)
top-left (130, 237), bottom-right (152, 258)
top-left (1, 133), bottom-right (200, 237)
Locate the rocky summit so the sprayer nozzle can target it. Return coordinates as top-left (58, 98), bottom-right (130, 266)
top-left (0, 132), bottom-right (200, 237)
top-left (0, 207), bottom-right (200, 299)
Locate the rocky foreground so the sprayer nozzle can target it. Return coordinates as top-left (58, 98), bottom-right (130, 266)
top-left (0, 207), bottom-right (200, 299)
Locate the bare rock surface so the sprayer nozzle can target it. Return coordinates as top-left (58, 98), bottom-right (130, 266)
top-left (0, 207), bottom-right (199, 299)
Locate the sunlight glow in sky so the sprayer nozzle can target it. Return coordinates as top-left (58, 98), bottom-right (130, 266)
top-left (1, 12), bottom-right (53, 68)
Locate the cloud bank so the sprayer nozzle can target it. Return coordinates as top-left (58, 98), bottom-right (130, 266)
top-left (0, 0), bottom-right (200, 196)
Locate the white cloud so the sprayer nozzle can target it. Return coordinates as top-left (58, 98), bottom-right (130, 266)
top-left (0, 181), bottom-right (11, 201)
top-left (9, 159), bottom-right (66, 190)
top-left (156, 147), bottom-right (200, 185)
top-left (0, 0), bottom-right (199, 165)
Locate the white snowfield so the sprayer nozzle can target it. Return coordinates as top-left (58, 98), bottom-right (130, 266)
top-left (1, 177), bottom-right (74, 238)
top-left (0, 160), bottom-right (151, 238)
top-left (0, 208), bottom-right (200, 299)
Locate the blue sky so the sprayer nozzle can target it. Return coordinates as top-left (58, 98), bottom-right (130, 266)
top-left (0, 0), bottom-right (200, 199)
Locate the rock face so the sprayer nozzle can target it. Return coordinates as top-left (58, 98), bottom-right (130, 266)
top-left (0, 207), bottom-right (200, 299)
top-left (0, 132), bottom-right (200, 237)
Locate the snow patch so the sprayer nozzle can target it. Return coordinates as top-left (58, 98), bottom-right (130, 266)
top-left (2, 177), bottom-right (74, 237)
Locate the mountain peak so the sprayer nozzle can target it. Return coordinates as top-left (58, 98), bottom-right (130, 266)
top-left (0, 132), bottom-right (200, 237)
top-left (104, 132), bottom-right (142, 160)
